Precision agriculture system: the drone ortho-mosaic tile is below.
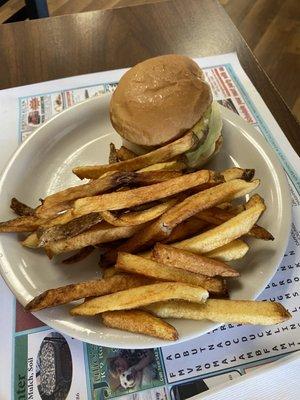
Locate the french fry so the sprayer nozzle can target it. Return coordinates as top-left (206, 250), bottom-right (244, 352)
top-left (195, 206), bottom-right (274, 241)
top-left (109, 143), bottom-right (119, 164)
top-left (102, 310), bottom-right (178, 340)
top-left (41, 210), bottom-right (75, 228)
top-left (62, 246), bottom-right (95, 264)
top-left (102, 267), bottom-right (119, 279)
top-left (108, 225), bottom-right (245, 266)
top-left (244, 193), bottom-right (262, 209)
top-left (163, 217), bottom-right (209, 243)
top-left (21, 211), bottom-right (76, 248)
top-left (101, 203), bottom-right (206, 265)
top-left (206, 240), bottom-right (249, 261)
top-left (38, 172), bottom-right (132, 214)
top-left (45, 247), bottom-right (54, 259)
top-left (73, 132), bottom-right (198, 179)
top-left (111, 219), bottom-right (170, 255)
top-left (139, 160), bottom-right (186, 172)
top-left (222, 168), bottom-right (255, 182)
top-left (108, 179), bottom-right (260, 255)
top-left (70, 282), bottom-right (209, 316)
top-left (174, 195), bottom-right (266, 254)
top-left (26, 274), bottom-right (153, 311)
top-left (22, 232), bottom-right (39, 248)
top-left (153, 243), bottom-right (239, 277)
top-left (242, 194), bottom-right (275, 239)
top-left (100, 245), bottom-right (120, 269)
top-left (116, 252), bottom-right (227, 295)
top-left (129, 170), bottom-right (182, 184)
top-left (217, 202), bottom-right (232, 210)
top-left (249, 225), bottom-right (274, 240)
top-left (146, 299), bottom-right (291, 325)
top-left (47, 223), bottom-right (146, 255)
top-left (74, 170), bottom-right (221, 215)
top-left (104, 217), bottom-right (208, 265)
top-left (230, 204), bottom-right (245, 213)
top-left (37, 171), bottom-right (182, 218)
top-left (38, 213), bottom-right (102, 246)
top-left (187, 168), bottom-right (253, 195)
top-left (0, 215), bottom-right (40, 233)
top-left (116, 146), bottom-right (137, 161)
top-left (126, 200), bottom-right (161, 212)
top-left (36, 201), bottom-right (73, 218)
top-left (10, 198), bottom-right (35, 216)
top-left (158, 179), bottom-right (260, 232)
top-left (101, 198), bottom-right (178, 227)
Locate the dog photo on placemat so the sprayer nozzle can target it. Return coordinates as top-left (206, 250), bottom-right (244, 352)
top-left (107, 349), bottom-right (164, 393)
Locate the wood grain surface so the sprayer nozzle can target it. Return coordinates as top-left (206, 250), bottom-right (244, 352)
top-left (0, 0), bottom-right (24, 23)
top-left (221, 0), bottom-right (300, 123)
top-left (48, 0), bottom-right (165, 14)
top-left (0, 0), bottom-right (299, 153)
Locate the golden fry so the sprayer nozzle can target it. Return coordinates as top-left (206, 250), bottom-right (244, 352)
top-left (39, 172), bottom-right (130, 213)
top-left (37, 171), bottom-right (181, 218)
top-left (116, 146), bottom-right (137, 161)
top-left (41, 210), bottom-right (75, 228)
top-left (111, 219), bottom-right (169, 256)
top-left (249, 225), bottom-right (274, 241)
top-left (0, 215), bottom-right (40, 233)
top-left (102, 267), bottom-right (119, 279)
top-left (62, 246), bottom-right (95, 264)
top-left (101, 198), bottom-right (178, 227)
top-left (22, 232), bottom-right (39, 248)
top-left (71, 282), bottom-right (209, 315)
top-left (174, 195), bottom-right (265, 254)
top-left (244, 193), bottom-right (263, 209)
top-left (102, 217), bottom-right (208, 266)
top-left (108, 179), bottom-right (260, 255)
top-left (109, 143), bottom-right (119, 164)
top-left (74, 170), bottom-right (220, 215)
top-left (73, 132), bottom-right (198, 179)
top-left (26, 274), bottom-right (153, 311)
top-left (10, 198), bottom-right (34, 216)
top-left (153, 243), bottom-right (239, 277)
top-left (159, 179), bottom-right (260, 232)
top-left (163, 217), bottom-right (209, 243)
top-left (38, 213), bottom-right (102, 246)
top-left (221, 168), bottom-right (255, 182)
top-left (102, 310), bottom-right (178, 340)
top-left (47, 222), bottom-right (146, 255)
top-left (195, 207), bottom-right (274, 240)
top-left (116, 252), bottom-right (227, 295)
top-left (129, 170), bottom-right (183, 184)
top-left (139, 160), bottom-right (186, 172)
top-left (146, 299), bottom-right (291, 325)
top-left (206, 240), bottom-right (249, 261)
top-left (21, 211), bottom-right (76, 248)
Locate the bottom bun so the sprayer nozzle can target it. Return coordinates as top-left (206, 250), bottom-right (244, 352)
top-left (122, 138), bottom-right (152, 155)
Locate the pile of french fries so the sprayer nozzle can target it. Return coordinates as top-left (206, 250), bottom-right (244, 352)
top-left (0, 133), bottom-right (290, 341)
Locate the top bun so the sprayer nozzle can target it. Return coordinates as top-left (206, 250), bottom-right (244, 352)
top-left (110, 54), bottom-right (212, 147)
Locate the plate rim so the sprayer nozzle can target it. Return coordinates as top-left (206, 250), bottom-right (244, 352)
top-left (0, 95), bottom-right (291, 348)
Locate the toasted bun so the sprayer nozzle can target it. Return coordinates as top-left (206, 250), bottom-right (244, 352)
top-left (110, 54), bottom-right (212, 147)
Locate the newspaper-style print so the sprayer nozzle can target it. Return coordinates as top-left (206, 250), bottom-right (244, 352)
top-left (85, 347), bottom-right (166, 399)
top-left (19, 83), bottom-right (117, 141)
top-left (1, 54), bottom-right (299, 400)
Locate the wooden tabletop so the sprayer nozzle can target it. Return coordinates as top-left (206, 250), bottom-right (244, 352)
top-left (0, 0), bottom-right (299, 153)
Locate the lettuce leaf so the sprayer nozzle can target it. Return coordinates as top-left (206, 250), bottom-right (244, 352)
top-left (186, 101), bottom-right (222, 167)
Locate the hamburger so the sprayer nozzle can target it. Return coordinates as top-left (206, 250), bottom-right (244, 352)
top-left (110, 54), bottom-right (223, 168)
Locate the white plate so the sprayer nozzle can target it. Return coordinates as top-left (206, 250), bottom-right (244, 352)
top-left (0, 94), bottom-right (291, 348)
